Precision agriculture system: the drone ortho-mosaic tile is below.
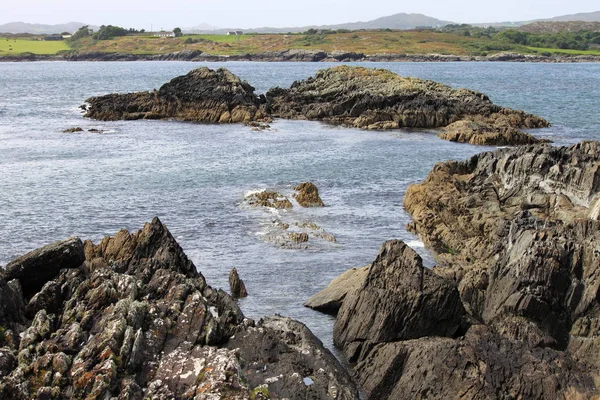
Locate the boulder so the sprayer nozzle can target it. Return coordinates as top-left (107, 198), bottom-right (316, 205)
top-left (334, 240), bottom-right (465, 362)
top-left (84, 67), bottom-right (271, 123)
top-left (304, 265), bottom-right (369, 314)
top-left (4, 237), bottom-right (84, 297)
top-left (229, 268), bottom-right (248, 298)
top-left (266, 66), bottom-right (549, 145)
top-left (294, 182), bottom-right (325, 207)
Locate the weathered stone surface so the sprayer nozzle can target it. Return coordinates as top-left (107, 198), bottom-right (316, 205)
top-left (266, 66), bottom-right (549, 145)
top-left (84, 67), bottom-right (270, 123)
top-left (356, 325), bottom-right (596, 400)
top-left (0, 218), bottom-right (359, 399)
top-left (245, 190), bottom-right (293, 209)
top-left (438, 113), bottom-right (550, 146)
top-left (229, 268), bottom-right (248, 299)
top-left (228, 316), bottom-right (360, 400)
top-left (334, 240), bottom-right (465, 362)
top-left (4, 237), bottom-right (84, 297)
top-left (294, 182), bottom-right (325, 207)
top-left (304, 265), bottom-right (369, 314)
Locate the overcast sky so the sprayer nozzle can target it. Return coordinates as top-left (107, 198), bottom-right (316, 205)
top-left (3, 0), bottom-right (598, 29)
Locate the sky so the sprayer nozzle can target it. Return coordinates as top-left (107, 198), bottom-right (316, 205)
top-left (2, 0), bottom-right (599, 29)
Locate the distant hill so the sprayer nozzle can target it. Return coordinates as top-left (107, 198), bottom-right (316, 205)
top-left (0, 21), bottom-right (100, 34)
top-left (518, 21), bottom-right (600, 33)
top-left (184, 13), bottom-right (453, 34)
top-left (546, 11), bottom-right (600, 22)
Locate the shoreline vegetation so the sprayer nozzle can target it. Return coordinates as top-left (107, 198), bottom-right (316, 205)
top-left (2, 24), bottom-right (600, 62)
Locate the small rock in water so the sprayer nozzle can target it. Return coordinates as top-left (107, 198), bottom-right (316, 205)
top-left (62, 127), bottom-right (83, 133)
top-left (294, 182), bottom-right (325, 207)
top-left (229, 268), bottom-right (248, 298)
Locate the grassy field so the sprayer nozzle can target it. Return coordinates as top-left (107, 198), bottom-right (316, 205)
top-left (2, 32), bottom-right (599, 57)
top-left (0, 38), bottom-right (70, 54)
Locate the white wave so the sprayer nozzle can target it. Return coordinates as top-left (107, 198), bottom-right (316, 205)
top-left (406, 239), bottom-right (425, 248)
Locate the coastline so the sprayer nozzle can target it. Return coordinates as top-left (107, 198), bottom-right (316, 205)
top-left (2, 49), bottom-right (600, 62)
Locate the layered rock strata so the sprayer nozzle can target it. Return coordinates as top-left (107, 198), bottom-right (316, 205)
top-left (265, 66), bottom-right (549, 144)
top-left (318, 141), bottom-right (600, 399)
top-left (84, 67), bottom-right (270, 123)
top-left (0, 218), bottom-right (359, 399)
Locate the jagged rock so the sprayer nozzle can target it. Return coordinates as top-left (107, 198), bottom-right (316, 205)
top-left (4, 237), bottom-right (84, 298)
top-left (288, 232), bottom-right (309, 243)
top-left (294, 182), bottom-right (325, 207)
top-left (229, 268), bottom-right (248, 299)
top-left (304, 265), bottom-right (369, 315)
top-left (334, 240), bottom-right (465, 362)
top-left (0, 218), bottom-right (359, 399)
top-left (227, 316), bottom-right (360, 400)
top-left (266, 66), bottom-right (549, 145)
top-left (84, 67), bottom-right (271, 123)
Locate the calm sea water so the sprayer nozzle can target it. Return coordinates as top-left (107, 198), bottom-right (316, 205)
top-left (1, 61), bottom-right (599, 352)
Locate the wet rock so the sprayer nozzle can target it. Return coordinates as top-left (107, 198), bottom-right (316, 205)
top-left (305, 265), bottom-right (370, 315)
top-left (84, 67), bottom-right (271, 123)
top-left (334, 240), bottom-right (465, 362)
top-left (62, 127), bottom-right (83, 133)
top-left (288, 232), bottom-right (309, 243)
top-left (294, 182), bottom-right (325, 207)
top-left (245, 190), bottom-right (293, 209)
top-left (4, 237), bottom-right (84, 298)
top-left (266, 66), bottom-right (548, 145)
top-left (229, 268), bottom-right (248, 299)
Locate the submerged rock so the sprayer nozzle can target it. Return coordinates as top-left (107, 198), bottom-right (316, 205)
top-left (229, 268), bottom-right (248, 298)
top-left (0, 218), bottom-right (359, 399)
top-left (84, 67), bottom-right (271, 123)
top-left (266, 66), bottom-right (549, 145)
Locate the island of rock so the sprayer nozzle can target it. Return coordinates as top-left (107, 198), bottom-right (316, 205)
top-left (83, 67), bottom-right (270, 123)
top-left (308, 141), bottom-right (600, 399)
top-left (0, 217), bottom-right (359, 399)
top-left (83, 66), bottom-right (550, 146)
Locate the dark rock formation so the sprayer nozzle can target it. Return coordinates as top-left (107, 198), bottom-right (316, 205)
top-left (334, 241), bottom-right (466, 362)
top-left (294, 182), bottom-right (325, 207)
top-left (84, 67), bottom-right (271, 123)
top-left (62, 127), bottom-right (83, 133)
top-left (0, 218), bottom-right (359, 399)
top-left (4, 237), bottom-right (84, 298)
top-left (266, 66), bottom-right (549, 145)
top-left (312, 141), bottom-right (600, 399)
top-left (229, 268), bottom-right (248, 298)
top-left (304, 265), bottom-right (369, 315)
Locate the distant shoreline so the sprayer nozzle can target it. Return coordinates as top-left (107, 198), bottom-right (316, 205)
top-left (2, 50), bottom-right (600, 63)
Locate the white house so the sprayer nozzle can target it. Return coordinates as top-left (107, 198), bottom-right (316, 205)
top-left (154, 31), bottom-right (176, 38)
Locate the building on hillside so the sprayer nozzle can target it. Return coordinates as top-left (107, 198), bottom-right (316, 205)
top-left (154, 31), bottom-right (176, 38)
top-left (44, 35), bottom-right (64, 41)
top-left (227, 31), bottom-right (243, 35)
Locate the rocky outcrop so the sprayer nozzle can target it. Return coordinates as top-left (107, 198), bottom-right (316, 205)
top-left (266, 66), bottom-right (549, 145)
top-left (0, 218), bottom-right (359, 399)
top-left (333, 241), bottom-right (466, 362)
top-left (84, 67), bottom-right (270, 123)
top-left (294, 182), bottom-right (325, 207)
top-left (229, 268), bottom-right (248, 298)
top-left (304, 266), bottom-right (369, 315)
top-left (315, 141), bottom-right (600, 399)
top-left (438, 112), bottom-right (551, 146)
